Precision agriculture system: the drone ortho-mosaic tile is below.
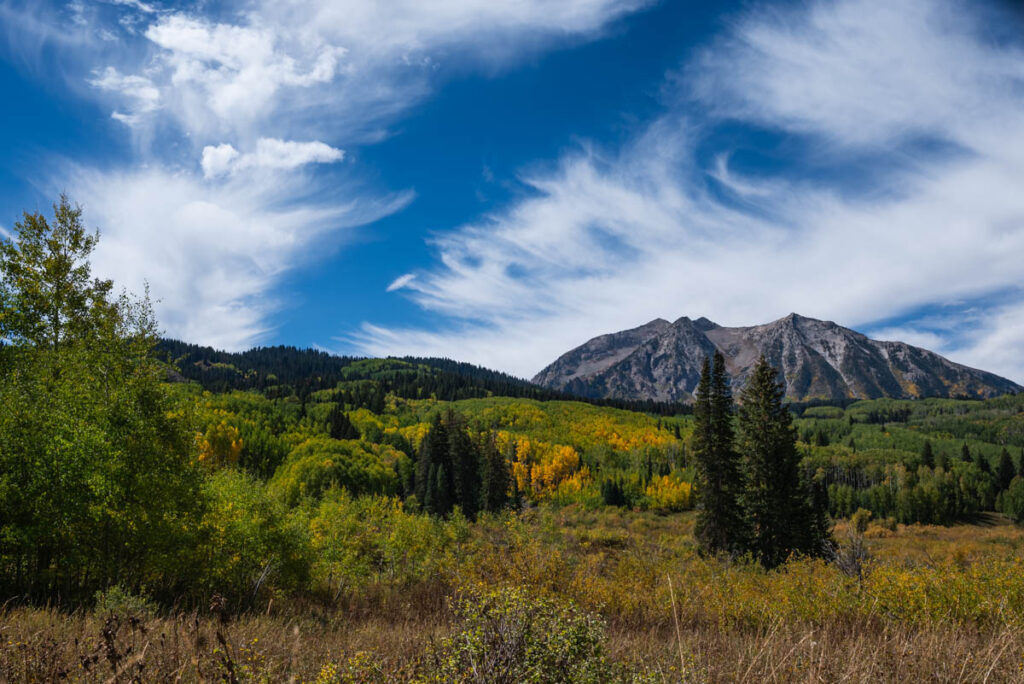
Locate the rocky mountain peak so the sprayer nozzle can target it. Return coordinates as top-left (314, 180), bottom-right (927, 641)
top-left (532, 314), bottom-right (1022, 403)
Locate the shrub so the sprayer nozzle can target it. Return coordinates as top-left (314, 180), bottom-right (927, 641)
top-left (1000, 477), bottom-right (1024, 523)
top-left (269, 437), bottom-right (402, 505)
top-left (94, 584), bottom-right (158, 618)
top-left (424, 586), bottom-right (628, 684)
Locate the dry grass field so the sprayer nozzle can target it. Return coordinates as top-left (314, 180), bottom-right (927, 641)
top-left (4, 508), bottom-right (1024, 682)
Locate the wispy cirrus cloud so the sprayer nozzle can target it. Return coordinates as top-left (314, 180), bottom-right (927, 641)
top-left (3, 0), bottom-right (649, 350)
top-left (386, 273), bottom-right (417, 293)
top-left (356, 0), bottom-right (1024, 383)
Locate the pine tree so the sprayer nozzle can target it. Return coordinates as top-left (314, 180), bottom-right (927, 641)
top-left (328, 402), bottom-right (360, 440)
top-left (416, 413), bottom-right (453, 516)
top-left (479, 432), bottom-right (510, 513)
top-left (996, 448), bottom-right (1015, 491)
top-left (976, 448), bottom-right (991, 474)
top-left (447, 411), bottom-right (481, 520)
top-left (737, 355), bottom-right (827, 567)
top-left (921, 440), bottom-right (934, 469)
top-left (961, 443), bottom-right (972, 462)
top-left (692, 353), bottom-right (749, 556)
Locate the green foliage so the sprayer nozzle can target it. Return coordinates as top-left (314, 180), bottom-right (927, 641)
top-left (692, 353), bottom-right (749, 556)
top-left (93, 584), bottom-right (158, 618)
top-left (269, 437), bottom-right (402, 506)
top-left (479, 433), bottom-right (511, 513)
top-left (738, 356), bottom-right (828, 566)
top-left (308, 491), bottom-right (458, 598)
top-left (1000, 477), bottom-right (1024, 523)
top-left (0, 197), bottom-right (202, 602)
top-left (196, 470), bottom-right (310, 606)
top-left (425, 587), bottom-right (625, 684)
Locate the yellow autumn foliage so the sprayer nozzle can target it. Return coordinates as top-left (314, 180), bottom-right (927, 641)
top-left (198, 419), bottom-right (243, 468)
top-left (644, 475), bottom-right (691, 512)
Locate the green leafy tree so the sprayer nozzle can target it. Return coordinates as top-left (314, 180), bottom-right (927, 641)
top-left (0, 196), bottom-right (202, 602)
top-left (1000, 477), bottom-right (1024, 523)
top-left (692, 353), bottom-right (749, 556)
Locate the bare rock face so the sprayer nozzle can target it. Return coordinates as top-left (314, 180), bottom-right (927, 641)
top-left (532, 313), bottom-right (1022, 403)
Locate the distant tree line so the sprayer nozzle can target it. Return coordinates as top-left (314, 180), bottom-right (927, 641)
top-left (158, 341), bottom-right (692, 416)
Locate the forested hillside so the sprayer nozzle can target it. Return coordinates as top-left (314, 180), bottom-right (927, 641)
top-left (158, 339), bottom-right (689, 415)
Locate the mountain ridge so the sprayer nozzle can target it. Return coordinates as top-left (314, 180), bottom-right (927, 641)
top-left (532, 314), bottom-right (1022, 403)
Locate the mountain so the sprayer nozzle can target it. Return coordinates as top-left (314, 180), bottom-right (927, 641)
top-left (532, 314), bottom-right (1022, 403)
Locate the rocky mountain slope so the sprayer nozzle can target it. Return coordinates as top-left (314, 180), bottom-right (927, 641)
top-left (532, 314), bottom-right (1022, 403)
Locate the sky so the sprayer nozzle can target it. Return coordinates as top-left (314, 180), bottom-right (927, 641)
top-left (1, 0), bottom-right (1024, 383)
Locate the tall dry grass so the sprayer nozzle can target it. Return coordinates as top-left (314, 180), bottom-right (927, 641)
top-left (4, 508), bottom-right (1024, 682)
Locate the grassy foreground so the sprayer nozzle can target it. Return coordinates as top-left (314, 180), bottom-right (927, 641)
top-left (4, 507), bottom-right (1024, 682)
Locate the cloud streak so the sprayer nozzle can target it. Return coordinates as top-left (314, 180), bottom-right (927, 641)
top-left (356, 0), bottom-right (1024, 383)
top-left (3, 0), bottom-right (648, 350)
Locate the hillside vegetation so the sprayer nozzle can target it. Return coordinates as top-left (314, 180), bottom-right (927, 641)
top-left (4, 198), bottom-right (1024, 681)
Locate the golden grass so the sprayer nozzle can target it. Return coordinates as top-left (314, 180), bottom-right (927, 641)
top-left (5, 510), bottom-right (1024, 682)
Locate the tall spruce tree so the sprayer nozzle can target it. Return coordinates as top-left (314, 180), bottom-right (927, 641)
top-left (997, 448), bottom-right (1015, 492)
top-left (737, 355), bottom-right (827, 567)
top-left (328, 402), bottom-right (360, 440)
top-left (921, 440), bottom-right (934, 469)
top-left (416, 413), bottom-right (454, 516)
top-left (447, 411), bottom-right (481, 520)
top-left (479, 432), bottom-right (510, 513)
top-left (692, 352), bottom-right (749, 556)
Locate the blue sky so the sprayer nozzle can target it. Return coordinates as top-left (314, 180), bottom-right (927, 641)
top-left (2, 0), bottom-right (1024, 383)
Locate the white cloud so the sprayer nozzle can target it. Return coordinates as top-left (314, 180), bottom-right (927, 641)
top-left (353, 0), bottom-right (1024, 384)
top-left (70, 166), bottom-right (411, 350)
top-left (24, 0), bottom-right (649, 347)
top-left (136, 14), bottom-right (345, 136)
top-left (201, 139), bottom-right (343, 178)
top-left (67, 0), bottom-right (649, 144)
top-left (87, 66), bottom-right (160, 126)
top-left (386, 273), bottom-right (417, 292)
top-left (103, 0), bottom-right (159, 14)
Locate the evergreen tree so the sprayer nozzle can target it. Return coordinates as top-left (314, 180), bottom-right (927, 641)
top-left (976, 449), bottom-right (991, 474)
top-left (328, 402), bottom-right (360, 440)
top-left (692, 353), bottom-right (749, 556)
top-left (921, 440), bottom-right (934, 469)
top-left (447, 411), bottom-right (481, 520)
top-left (961, 443), bottom-right (972, 462)
top-left (737, 355), bottom-right (827, 567)
top-left (1019, 448), bottom-right (1024, 480)
top-left (600, 478), bottom-right (627, 507)
top-left (416, 413), bottom-right (453, 516)
top-left (996, 448), bottom-right (1015, 492)
top-left (479, 432), bottom-right (510, 513)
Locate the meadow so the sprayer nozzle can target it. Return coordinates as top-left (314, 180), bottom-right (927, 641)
top-left (4, 508), bottom-right (1024, 682)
